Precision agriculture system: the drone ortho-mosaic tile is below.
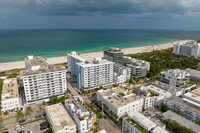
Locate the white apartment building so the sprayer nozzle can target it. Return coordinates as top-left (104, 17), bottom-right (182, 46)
top-left (173, 41), bottom-right (200, 58)
top-left (67, 51), bottom-right (93, 77)
top-left (77, 57), bottom-right (114, 90)
top-left (122, 111), bottom-right (169, 133)
top-left (160, 69), bottom-right (190, 87)
top-left (20, 55), bottom-right (67, 105)
top-left (65, 99), bottom-right (96, 133)
top-left (1, 78), bottom-right (20, 112)
top-left (124, 57), bottom-right (150, 77)
top-left (164, 96), bottom-right (200, 122)
top-left (97, 87), bottom-right (143, 118)
top-left (45, 103), bottom-right (76, 133)
top-left (183, 88), bottom-right (200, 107)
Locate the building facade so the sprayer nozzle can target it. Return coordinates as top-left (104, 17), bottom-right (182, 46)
top-left (20, 56), bottom-right (67, 105)
top-left (77, 57), bottom-right (114, 91)
top-left (104, 47), bottom-right (124, 64)
top-left (97, 87), bottom-right (143, 118)
top-left (160, 69), bottom-right (190, 87)
top-left (113, 64), bottom-right (131, 84)
top-left (45, 103), bottom-right (76, 133)
top-left (1, 78), bottom-right (20, 112)
top-left (183, 88), bottom-right (200, 107)
top-left (65, 99), bottom-right (96, 133)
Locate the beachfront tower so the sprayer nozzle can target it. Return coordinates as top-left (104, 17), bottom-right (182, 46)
top-left (20, 55), bottom-right (67, 105)
top-left (104, 47), bottom-right (124, 64)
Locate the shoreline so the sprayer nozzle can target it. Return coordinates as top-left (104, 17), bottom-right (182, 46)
top-left (0, 40), bottom-right (190, 72)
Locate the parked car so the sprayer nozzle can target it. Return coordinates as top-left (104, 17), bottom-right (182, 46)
top-left (19, 119), bottom-right (26, 123)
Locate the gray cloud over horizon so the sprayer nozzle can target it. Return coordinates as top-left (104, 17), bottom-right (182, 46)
top-left (0, 0), bottom-right (200, 30)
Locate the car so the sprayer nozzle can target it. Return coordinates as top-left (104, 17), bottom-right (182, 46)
top-left (26, 131), bottom-right (32, 133)
top-left (18, 131), bottom-right (24, 133)
top-left (19, 119), bottom-right (26, 123)
top-left (2, 131), bottom-right (9, 133)
top-left (35, 115), bottom-right (41, 118)
top-left (40, 122), bottom-right (48, 130)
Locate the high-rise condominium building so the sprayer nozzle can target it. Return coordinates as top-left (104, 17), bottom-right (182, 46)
top-left (173, 41), bottom-right (200, 58)
top-left (104, 47), bottom-right (124, 64)
top-left (67, 51), bottom-right (93, 77)
top-left (20, 55), bottom-right (67, 105)
top-left (77, 57), bottom-right (114, 90)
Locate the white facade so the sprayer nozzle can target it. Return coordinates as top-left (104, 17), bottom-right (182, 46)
top-left (160, 69), bottom-right (190, 87)
top-left (173, 41), bottom-right (200, 58)
top-left (65, 99), bottom-right (95, 133)
top-left (113, 73), bottom-right (126, 84)
top-left (1, 78), bottom-right (20, 112)
top-left (20, 56), bottom-right (67, 105)
top-left (164, 96), bottom-right (200, 122)
top-left (183, 88), bottom-right (200, 107)
top-left (67, 51), bottom-right (93, 76)
top-left (45, 103), bottom-right (76, 133)
top-left (77, 57), bottom-right (114, 90)
top-left (97, 87), bottom-right (143, 118)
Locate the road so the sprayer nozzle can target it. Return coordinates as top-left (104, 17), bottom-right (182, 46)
top-left (99, 118), bottom-right (121, 133)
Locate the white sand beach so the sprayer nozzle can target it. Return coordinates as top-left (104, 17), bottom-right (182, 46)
top-left (0, 40), bottom-right (190, 72)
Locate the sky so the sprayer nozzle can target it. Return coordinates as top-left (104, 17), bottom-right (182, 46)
top-left (0, 0), bottom-right (200, 30)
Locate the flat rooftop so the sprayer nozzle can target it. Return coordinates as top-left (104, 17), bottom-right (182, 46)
top-left (114, 63), bottom-right (131, 69)
top-left (152, 127), bottom-right (169, 133)
top-left (192, 88), bottom-right (200, 95)
top-left (2, 78), bottom-right (18, 100)
top-left (98, 87), bottom-right (142, 108)
top-left (68, 51), bottom-right (94, 62)
top-left (20, 56), bottom-right (66, 76)
top-left (163, 110), bottom-right (200, 133)
top-left (77, 58), bottom-right (114, 68)
top-left (45, 103), bottom-right (76, 132)
top-left (145, 85), bottom-right (172, 98)
top-left (166, 96), bottom-right (200, 115)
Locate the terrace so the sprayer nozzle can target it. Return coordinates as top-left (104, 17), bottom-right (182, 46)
top-left (125, 118), bottom-right (149, 133)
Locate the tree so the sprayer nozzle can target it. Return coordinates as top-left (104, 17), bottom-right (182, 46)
top-left (42, 101), bottom-right (45, 106)
top-left (39, 106), bottom-right (44, 115)
top-left (161, 103), bottom-right (169, 112)
top-left (0, 117), bottom-right (2, 124)
top-left (94, 122), bottom-right (99, 128)
top-left (25, 106), bottom-right (33, 118)
top-left (49, 95), bottom-right (58, 105)
top-left (119, 92), bottom-right (125, 97)
top-left (16, 109), bottom-right (24, 121)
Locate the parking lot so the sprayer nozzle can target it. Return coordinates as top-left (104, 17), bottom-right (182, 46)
top-left (8, 120), bottom-right (48, 133)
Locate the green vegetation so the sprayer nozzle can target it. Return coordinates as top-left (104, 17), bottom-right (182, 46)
top-left (126, 48), bottom-right (199, 78)
top-left (19, 117), bottom-right (45, 126)
top-left (16, 109), bottom-right (25, 121)
top-left (125, 118), bottom-right (148, 133)
top-left (163, 119), bottom-right (195, 133)
top-left (189, 78), bottom-right (198, 84)
top-left (54, 62), bottom-right (67, 66)
top-left (119, 92), bottom-right (125, 97)
top-left (83, 102), bottom-right (103, 118)
top-left (0, 128), bottom-right (8, 132)
top-left (25, 106), bottom-right (33, 118)
top-left (109, 110), bottom-right (118, 119)
top-left (0, 68), bottom-right (25, 78)
top-left (49, 95), bottom-right (69, 105)
top-left (161, 103), bottom-right (169, 112)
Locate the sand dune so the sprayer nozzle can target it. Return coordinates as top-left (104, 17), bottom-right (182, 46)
top-left (0, 40), bottom-right (190, 72)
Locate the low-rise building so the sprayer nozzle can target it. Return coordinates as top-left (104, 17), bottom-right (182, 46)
top-left (163, 110), bottom-right (200, 133)
top-left (160, 69), bottom-right (190, 87)
top-left (77, 57), bottom-right (114, 91)
top-left (186, 68), bottom-right (200, 81)
top-left (151, 81), bottom-right (195, 96)
top-left (164, 96), bottom-right (200, 122)
top-left (65, 99), bottom-right (96, 133)
top-left (123, 111), bottom-right (168, 133)
top-left (45, 103), bottom-right (76, 133)
top-left (20, 55), bottom-right (67, 105)
top-left (97, 87), bottom-right (143, 118)
top-left (1, 78), bottom-right (20, 112)
top-left (183, 88), bottom-right (200, 107)
top-left (125, 57), bottom-right (150, 77)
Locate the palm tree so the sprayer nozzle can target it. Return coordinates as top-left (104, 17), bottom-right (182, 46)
top-left (16, 109), bottom-right (24, 121)
top-left (0, 117), bottom-right (2, 124)
top-left (39, 106), bottom-right (44, 115)
top-left (25, 106), bottom-right (33, 118)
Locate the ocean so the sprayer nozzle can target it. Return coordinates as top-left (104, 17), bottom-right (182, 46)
top-left (0, 29), bottom-right (200, 63)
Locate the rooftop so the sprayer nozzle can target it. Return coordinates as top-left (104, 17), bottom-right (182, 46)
top-left (104, 47), bottom-right (123, 53)
top-left (144, 85), bottom-right (172, 98)
top-left (152, 127), bottom-right (169, 133)
top-left (2, 78), bottom-right (19, 100)
top-left (163, 110), bottom-right (200, 133)
top-left (45, 103), bottom-right (76, 132)
top-left (192, 87), bottom-right (200, 95)
top-left (166, 96), bottom-right (200, 115)
top-left (160, 69), bottom-right (190, 78)
top-left (77, 57), bottom-right (114, 68)
top-left (128, 111), bottom-right (156, 131)
top-left (20, 56), bottom-right (66, 76)
top-left (98, 87), bottom-right (142, 108)
top-left (68, 51), bottom-right (94, 62)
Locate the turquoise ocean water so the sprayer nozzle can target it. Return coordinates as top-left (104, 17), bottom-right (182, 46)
top-left (0, 29), bottom-right (200, 63)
